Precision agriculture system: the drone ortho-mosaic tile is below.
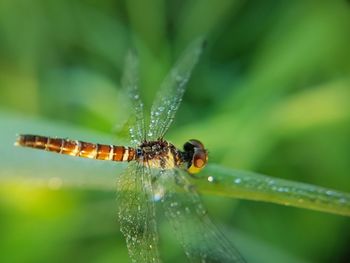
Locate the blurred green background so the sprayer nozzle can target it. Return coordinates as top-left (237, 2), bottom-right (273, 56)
top-left (0, 0), bottom-right (350, 262)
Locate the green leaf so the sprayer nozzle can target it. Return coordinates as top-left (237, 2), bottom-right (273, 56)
top-left (195, 164), bottom-right (350, 217)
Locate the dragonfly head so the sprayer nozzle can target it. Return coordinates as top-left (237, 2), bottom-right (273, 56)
top-left (183, 139), bottom-right (208, 174)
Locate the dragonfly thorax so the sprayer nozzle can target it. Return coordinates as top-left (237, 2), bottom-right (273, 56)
top-left (135, 139), bottom-right (182, 170)
top-left (135, 139), bottom-right (208, 174)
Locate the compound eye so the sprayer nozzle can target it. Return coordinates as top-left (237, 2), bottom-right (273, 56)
top-left (183, 141), bottom-right (194, 152)
top-left (187, 149), bottom-right (208, 174)
top-left (193, 150), bottom-right (207, 168)
top-left (189, 139), bottom-right (204, 149)
top-left (183, 139), bottom-right (205, 152)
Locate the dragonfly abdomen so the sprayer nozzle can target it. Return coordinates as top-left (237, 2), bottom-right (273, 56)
top-left (15, 134), bottom-right (136, 162)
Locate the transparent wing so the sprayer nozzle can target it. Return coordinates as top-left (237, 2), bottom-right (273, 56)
top-left (117, 162), bottom-right (161, 263)
top-left (153, 168), bottom-right (246, 263)
top-left (122, 50), bottom-right (146, 145)
top-left (147, 38), bottom-right (205, 140)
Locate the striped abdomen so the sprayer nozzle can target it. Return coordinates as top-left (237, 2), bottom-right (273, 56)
top-left (15, 134), bottom-right (135, 162)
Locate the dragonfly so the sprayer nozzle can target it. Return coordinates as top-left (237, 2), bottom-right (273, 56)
top-left (15, 39), bottom-right (246, 263)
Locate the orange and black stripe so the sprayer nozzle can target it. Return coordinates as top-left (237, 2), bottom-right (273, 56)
top-left (15, 134), bottom-right (135, 162)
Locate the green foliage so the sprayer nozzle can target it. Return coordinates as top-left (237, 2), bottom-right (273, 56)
top-left (0, 1), bottom-right (350, 262)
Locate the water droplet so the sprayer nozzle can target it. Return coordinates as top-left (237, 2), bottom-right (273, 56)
top-left (277, 187), bottom-right (285, 192)
top-left (338, 198), bottom-right (347, 204)
top-left (153, 188), bottom-right (164, 202)
top-left (326, 190), bottom-right (334, 196)
top-left (207, 176), bottom-right (214, 183)
top-left (268, 179), bottom-right (275, 185)
top-left (134, 94), bottom-right (139, 100)
top-left (234, 178), bottom-right (241, 184)
top-left (175, 75), bottom-right (182, 81)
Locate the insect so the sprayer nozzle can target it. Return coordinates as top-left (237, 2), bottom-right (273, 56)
top-left (15, 39), bottom-right (246, 263)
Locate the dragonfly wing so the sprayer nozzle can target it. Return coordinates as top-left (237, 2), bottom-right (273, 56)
top-left (154, 168), bottom-right (246, 263)
top-left (117, 162), bottom-right (161, 263)
top-left (122, 50), bottom-right (146, 145)
top-left (147, 38), bottom-right (205, 140)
